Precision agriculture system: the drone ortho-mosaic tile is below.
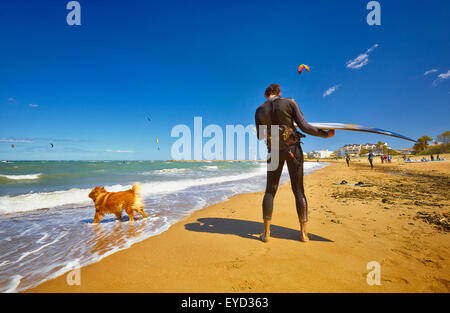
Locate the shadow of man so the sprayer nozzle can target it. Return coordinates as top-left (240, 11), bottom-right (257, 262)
top-left (185, 218), bottom-right (333, 242)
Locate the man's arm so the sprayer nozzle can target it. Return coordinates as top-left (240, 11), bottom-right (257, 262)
top-left (289, 99), bottom-right (329, 138)
top-left (255, 110), bottom-right (263, 140)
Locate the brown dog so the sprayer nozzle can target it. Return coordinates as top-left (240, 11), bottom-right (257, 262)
top-left (88, 183), bottom-right (147, 223)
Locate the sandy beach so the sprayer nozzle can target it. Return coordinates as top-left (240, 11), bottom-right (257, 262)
top-left (27, 157), bottom-right (450, 293)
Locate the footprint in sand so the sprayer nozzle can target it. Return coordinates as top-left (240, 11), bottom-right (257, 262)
top-left (231, 279), bottom-right (258, 291)
top-left (421, 258), bottom-right (442, 269)
top-left (215, 259), bottom-right (246, 270)
top-left (391, 248), bottom-right (413, 259)
top-left (382, 276), bottom-right (409, 285)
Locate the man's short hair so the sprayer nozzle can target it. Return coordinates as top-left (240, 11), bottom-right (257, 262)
top-left (265, 84), bottom-right (281, 97)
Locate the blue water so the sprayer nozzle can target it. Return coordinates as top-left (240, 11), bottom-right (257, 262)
top-left (0, 160), bottom-right (327, 292)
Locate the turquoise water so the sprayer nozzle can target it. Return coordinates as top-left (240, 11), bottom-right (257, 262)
top-left (0, 160), bottom-right (327, 292)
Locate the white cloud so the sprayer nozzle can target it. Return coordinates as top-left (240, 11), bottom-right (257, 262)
top-left (105, 150), bottom-right (134, 153)
top-left (424, 69), bottom-right (438, 75)
top-left (323, 84), bottom-right (340, 97)
top-left (0, 138), bottom-right (34, 143)
top-left (433, 69), bottom-right (450, 86)
top-left (29, 103), bottom-right (39, 107)
top-left (437, 70), bottom-right (450, 80)
top-left (346, 44), bottom-right (379, 69)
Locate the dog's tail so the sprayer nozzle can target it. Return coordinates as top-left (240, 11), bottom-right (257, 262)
top-left (132, 182), bottom-right (141, 195)
top-left (132, 183), bottom-right (144, 211)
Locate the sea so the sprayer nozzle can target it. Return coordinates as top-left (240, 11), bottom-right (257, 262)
top-left (0, 160), bottom-right (327, 292)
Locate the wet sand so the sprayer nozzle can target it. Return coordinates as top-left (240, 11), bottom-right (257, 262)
top-left (27, 157), bottom-right (450, 292)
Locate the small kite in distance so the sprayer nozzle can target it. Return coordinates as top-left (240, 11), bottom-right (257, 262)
top-left (146, 116), bottom-right (151, 123)
top-left (11, 144), bottom-right (14, 148)
top-left (50, 143), bottom-right (54, 148)
top-left (297, 64), bottom-right (310, 76)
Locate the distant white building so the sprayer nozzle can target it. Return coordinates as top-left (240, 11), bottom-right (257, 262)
top-left (307, 149), bottom-right (333, 159)
top-left (337, 143), bottom-right (390, 157)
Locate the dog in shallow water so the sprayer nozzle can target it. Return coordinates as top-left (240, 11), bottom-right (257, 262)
top-left (88, 183), bottom-right (147, 223)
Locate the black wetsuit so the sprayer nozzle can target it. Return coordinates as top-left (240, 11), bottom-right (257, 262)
top-left (346, 156), bottom-right (350, 167)
top-left (255, 96), bottom-right (328, 222)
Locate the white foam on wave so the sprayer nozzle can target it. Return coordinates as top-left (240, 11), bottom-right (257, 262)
top-left (0, 173), bottom-right (41, 180)
top-left (147, 168), bottom-right (191, 175)
top-left (0, 166), bottom-right (266, 215)
top-left (0, 162), bottom-right (326, 216)
top-left (16, 232), bottom-right (67, 263)
top-left (4, 275), bottom-right (22, 293)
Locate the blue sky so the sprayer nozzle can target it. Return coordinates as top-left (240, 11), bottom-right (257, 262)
top-left (1, 0), bottom-right (449, 160)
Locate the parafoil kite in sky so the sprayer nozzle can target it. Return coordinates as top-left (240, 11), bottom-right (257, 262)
top-left (297, 64), bottom-right (310, 75)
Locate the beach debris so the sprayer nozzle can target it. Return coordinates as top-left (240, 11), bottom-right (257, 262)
top-left (415, 211), bottom-right (450, 231)
top-left (297, 64), bottom-right (310, 75)
top-left (333, 180), bottom-right (348, 185)
top-left (349, 181), bottom-right (374, 187)
top-left (333, 180), bottom-right (374, 187)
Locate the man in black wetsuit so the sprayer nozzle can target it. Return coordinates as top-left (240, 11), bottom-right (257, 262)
top-left (255, 84), bottom-right (334, 242)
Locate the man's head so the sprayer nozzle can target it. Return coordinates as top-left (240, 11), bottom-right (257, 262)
top-left (264, 83), bottom-right (281, 99)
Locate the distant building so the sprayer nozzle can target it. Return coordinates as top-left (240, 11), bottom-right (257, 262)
top-left (337, 143), bottom-right (390, 157)
top-left (395, 148), bottom-right (415, 155)
top-left (307, 149), bottom-right (333, 159)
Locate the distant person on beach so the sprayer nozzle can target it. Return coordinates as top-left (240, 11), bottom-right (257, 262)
top-left (368, 152), bottom-right (374, 168)
top-left (430, 154), bottom-right (434, 161)
top-left (437, 154), bottom-right (440, 160)
top-left (380, 155), bottom-right (384, 164)
top-left (255, 83), bottom-right (334, 243)
top-left (345, 154), bottom-right (350, 167)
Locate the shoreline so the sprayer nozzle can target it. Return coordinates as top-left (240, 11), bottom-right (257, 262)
top-left (26, 159), bottom-right (449, 292)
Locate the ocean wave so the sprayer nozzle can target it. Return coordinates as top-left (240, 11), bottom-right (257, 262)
top-left (201, 165), bottom-right (219, 170)
top-left (0, 173), bottom-right (41, 180)
top-left (0, 167), bottom-right (266, 215)
top-left (0, 163), bottom-right (326, 215)
top-left (147, 168), bottom-right (191, 175)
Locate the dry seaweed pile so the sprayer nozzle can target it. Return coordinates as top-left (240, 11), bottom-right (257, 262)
top-left (415, 211), bottom-right (450, 232)
top-left (331, 166), bottom-right (450, 231)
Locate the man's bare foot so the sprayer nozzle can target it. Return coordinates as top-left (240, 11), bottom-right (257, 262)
top-left (260, 233), bottom-right (270, 243)
top-left (300, 231), bottom-right (309, 242)
top-left (300, 221), bottom-right (309, 242)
